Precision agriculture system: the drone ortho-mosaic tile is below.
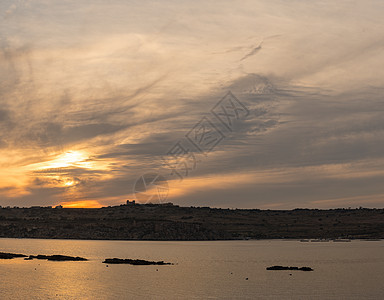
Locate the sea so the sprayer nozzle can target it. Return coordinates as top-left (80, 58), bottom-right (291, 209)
top-left (0, 238), bottom-right (383, 299)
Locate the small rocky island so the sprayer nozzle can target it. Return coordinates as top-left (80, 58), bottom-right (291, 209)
top-left (103, 258), bottom-right (173, 265)
top-left (0, 251), bottom-right (87, 261)
top-left (0, 252), bottom-right (27, 259)
top-left (267, 266), bottom-right (314, 271)
top-left (25, 254), bottom-right (87, 261)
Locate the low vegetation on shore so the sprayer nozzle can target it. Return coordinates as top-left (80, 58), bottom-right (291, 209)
top-left (0, 203), bottom-right (382, 240)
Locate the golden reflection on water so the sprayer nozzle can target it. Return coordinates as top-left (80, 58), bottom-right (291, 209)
top-left (0, 239), bottom-right (383, 299)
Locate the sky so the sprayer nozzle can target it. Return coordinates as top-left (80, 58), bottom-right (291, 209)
top-left (1, 0), bottom-right (384, 209)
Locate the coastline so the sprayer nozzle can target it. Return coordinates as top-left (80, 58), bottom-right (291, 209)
top-left (1, 205), bottom-right (383, 241)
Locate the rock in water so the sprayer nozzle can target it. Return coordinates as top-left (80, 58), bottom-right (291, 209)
top-left (27, 254), bottom-right (88, 261)
top-left (102, 258), bottom-right (172, 265)
top-left (266, 265), bottom-right (314, 271)
top-left (299, 267), bottom-right (314, 271)
top-left (0, 252), bottom-right (27, 259)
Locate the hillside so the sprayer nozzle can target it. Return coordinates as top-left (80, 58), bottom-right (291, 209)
top-left (0, 203), bottom-right (383, 240)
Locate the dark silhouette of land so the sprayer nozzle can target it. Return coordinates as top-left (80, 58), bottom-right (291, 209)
top-left (25, 254), bottom-right (87, 261)
top-left (102, 258), bottom-right (172, 265)
top-left (0, 202), bottom-right (383, 240)
top-left (266, 266), bottom-right (313, 271)
top-left (0, 252), bottom-right (86, 261)
top-left (0, 251), bottom-right (172, 265)
top-left (0, 252), bottom-right (27, 259)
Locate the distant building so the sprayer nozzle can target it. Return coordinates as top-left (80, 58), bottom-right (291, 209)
top-left (55, 205), bottom-right (63, 209)
top-left (126, 200), bottom-right (136, 206)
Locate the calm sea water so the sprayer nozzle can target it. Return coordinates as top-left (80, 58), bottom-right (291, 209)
top-left (0, 239), bottom-right (383, 299)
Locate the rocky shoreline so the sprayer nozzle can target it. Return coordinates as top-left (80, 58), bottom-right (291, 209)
top-left (0, 205), bottom-right (382, 240)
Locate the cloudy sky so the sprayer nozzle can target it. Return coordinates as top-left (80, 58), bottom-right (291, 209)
top-left (1, 0), bottom-right (384, 209)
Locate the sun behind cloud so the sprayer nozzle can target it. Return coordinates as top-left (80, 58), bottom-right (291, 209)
top-left (38, 151), bottom-right (91, 170)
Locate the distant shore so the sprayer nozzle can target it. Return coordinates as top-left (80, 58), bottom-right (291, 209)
top-left (0, 204), bottom-right (383, 241)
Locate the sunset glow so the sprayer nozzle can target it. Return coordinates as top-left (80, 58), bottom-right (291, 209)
top-left (33, 151), bottom-right (91, 170)
top-left (1, 0), bottom-right (384, 209)
top-left (59, 200), bottom-right (103, 209)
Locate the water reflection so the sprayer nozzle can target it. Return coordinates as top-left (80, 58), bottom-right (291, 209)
top-left (0, 239), bottom-right (383, 299)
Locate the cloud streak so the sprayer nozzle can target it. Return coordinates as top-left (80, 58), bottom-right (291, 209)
top-left (239, 42), bottom-right (263, 61)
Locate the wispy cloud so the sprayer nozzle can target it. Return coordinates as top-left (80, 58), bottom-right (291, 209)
top-left (0, 0), bottom-right (384, 208)
top-left (239, 42), bottom-right (263, 61)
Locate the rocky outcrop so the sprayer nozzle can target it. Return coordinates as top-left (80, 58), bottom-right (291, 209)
top-left (267, 266), bottom-right (314, 271)
top-left (0, 252), bottom-right (27, 259)
top-left (102, 258), bottom-right (172, 265)
top-left (25, 254), bottom-right (87, 261)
